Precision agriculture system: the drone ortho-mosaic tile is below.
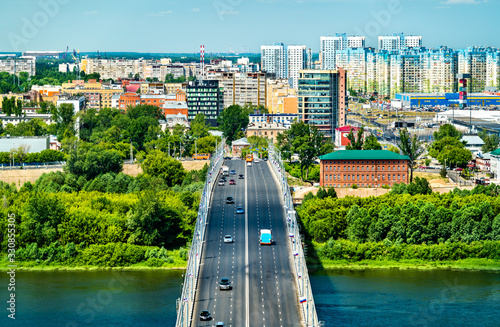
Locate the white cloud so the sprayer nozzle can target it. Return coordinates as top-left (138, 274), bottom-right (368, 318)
top-left (192, 8), bottom-right (200, 12)
top-left (83, 11), bottom-right (98, 15)
top-left (149, 10), bottom-right (173, 16)
top-left (441, 0), bottom-right (482, 4)
top-left (219, 11), bottom-right (239, 15)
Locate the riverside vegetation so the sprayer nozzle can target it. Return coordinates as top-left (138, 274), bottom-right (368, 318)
top-left (299, 182), bottom-right (500, 270)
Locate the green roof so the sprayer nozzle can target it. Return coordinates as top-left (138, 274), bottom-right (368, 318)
top-left (319, 150), bottom-right (409, 161)
top-left (490, 148), bottom-right (500, 156)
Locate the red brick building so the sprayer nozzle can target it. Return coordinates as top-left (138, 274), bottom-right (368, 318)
top-left (319, 150), bottom-right (410, 188)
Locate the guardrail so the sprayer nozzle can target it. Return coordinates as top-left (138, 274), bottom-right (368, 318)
top-left (268, 142), bottom-right (322, 327)
top-left (175, 140), bottom-right (225, 327)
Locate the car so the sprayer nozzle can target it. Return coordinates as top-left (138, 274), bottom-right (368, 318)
top-left (238, 174), bottom-right (244, 179)
top-left (215, 323), bottom-right (225, 327)
top-left (220, 176), bottom-right (227, 182)
top-left (219, 278), bottom-right (231, 290)
top-left (224, 235), bottom-right (233, 243)
top-left (230, 169), bottom-right (236, 175)
top-left (218, 181), bottom-right (225, 186)
top-left (236, 207), bottom-right (244, 214)
top-left (224, 157), bottom-right (231, 160)
top-left (247, 162), bottom-right (252, 167)
top-left (226, 196), bottom-right (234, 204)
top-left (200, 310), bottom-right (211, 321)
top-left (229, 179), bottom-right (236, 185)
top-left (263, 157), bottom-right (268, 161)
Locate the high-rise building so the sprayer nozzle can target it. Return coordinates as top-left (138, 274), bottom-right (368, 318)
top-left (0, 57), bottom-right (36, 76)
top-left (297, 69), bottom-right (347, 140)
top-left (458, 47), bottom-right (488, 93)
top-left (378, 33), bottom-right (422, 51)
top-left (266, 79), bottom-right (297, 114)
top-left (320, 34), bottom-right (365, 69)
top-left (335, 48), bottom-right (374, 93)
top-left (186, 80), bottom-right (224, 126)
top-left (390, 48), bottom-right (426, 98)
top-left (261, 43), bottom-right (287, 79)
top-left (287, 45), bottom-right (307, 89)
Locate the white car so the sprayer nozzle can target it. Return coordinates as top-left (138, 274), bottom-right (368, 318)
top-left (224, 235), bottom-right (233, 243)
top-left (247, 162), bottom-right (252, 166)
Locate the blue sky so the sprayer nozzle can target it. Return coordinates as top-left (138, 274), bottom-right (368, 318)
top-left (1, 0), bottom-right (498, 53)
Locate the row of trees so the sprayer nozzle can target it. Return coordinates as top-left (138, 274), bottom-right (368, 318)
top-left (217, 103), bottom-right (268, 143)
top-left (298, 184), bottom-right (500, 245)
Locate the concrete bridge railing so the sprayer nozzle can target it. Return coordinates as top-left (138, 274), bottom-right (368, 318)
top-left (176, 141), bottom-right (225, 327)
top-left (268, 142), bottom-right (322, 327)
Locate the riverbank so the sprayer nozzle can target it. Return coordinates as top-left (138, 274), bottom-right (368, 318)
top-left (307, 258), bottom-right (500, 272)
top-left (0, 260), bottom-right (188, 271)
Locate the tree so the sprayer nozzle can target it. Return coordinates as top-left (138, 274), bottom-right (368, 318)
top-left (141, 151), bottom-right (186, 187)
top-left (387, 145), bottom-right (400, 154)
top-left (15, 144), bottom-right (31, 165)
top-left (346, 127), bottom-right (364, 150)
top-left (433, 123), bottom-right (461, 141)
top-left (397, 128), bottom-right (424, 182)
top-left (429, 137), bottom-right (465, 159)
top-left (437, 146), bottom-right (472, 168)
top-left (65, 143), bottom-right (123, 180)
top-left (478, 130), bottom-right (500, 153)
top-left (14, 99), bottom-right (23, 117)
top-left (327, 187), bottom-right (338, 198)
top-left (217, 104), bottom-right (249, 144)
top-left (362, 135), bottom-right (382, 150)
top-left (189, 113), bottom-right (210, 139)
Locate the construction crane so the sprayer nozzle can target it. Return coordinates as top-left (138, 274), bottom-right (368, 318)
top-left (62, 46), bottom-right (69, 60)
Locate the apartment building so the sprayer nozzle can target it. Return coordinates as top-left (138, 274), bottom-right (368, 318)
top-left (486, 49), bottom-right (500, 89)
top-left (320, 34), bottom-right (365, 69)
top-left (261, 43), bottom-right (287, 79)
top-left (0, 57), bottom-right (36, 76)
top-left (390, 48), bottom-right (425, 98)
top-left (423, 47), bottom-right (457, 93)
top-left (61, 80), bottom-right (123, 110)
top-left (287, 45), bottom-right (307, 89)
top-left (297, 69), bottom-right (347, 140)
top-left (335, 48), bottom-right (373, 93)
top-left (207, 71), bottom-right (266, 108)
top-left (246, 121), bottom-right (288, 143)
top-left (266, 79), bottom-right (297, 113)
top-left (458, 47), bottom-right (488, 93)
top-left (319, 150), bottom-right (410, 188)
top-left (378, 33), bottom-right (422, 51)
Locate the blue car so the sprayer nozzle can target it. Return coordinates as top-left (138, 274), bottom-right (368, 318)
top-left (236, 207), bottom-right (244, 214)
top-left (230, 170), bottom-right (236, 175)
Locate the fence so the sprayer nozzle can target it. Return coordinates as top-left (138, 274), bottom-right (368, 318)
top-left (268, 142), bottom-right (322, 327)
top-left (175, 140), bottom-right (225, 327)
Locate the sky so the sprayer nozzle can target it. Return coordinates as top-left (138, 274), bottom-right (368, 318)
top-left (0, 0), bottom-right (498, 54)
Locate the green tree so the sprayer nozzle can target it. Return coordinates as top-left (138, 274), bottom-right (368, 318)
top-left (397, 128), bottom-right (424, 182)
top-left (189, 113), bottom-right (210, 139)
top-left (387, 145), bottom-right (400, 154)
top-left (362, 135), bottom-right (382, 150)
top-left (433, 123), bottom-right (462, 141)
top-left (437, 146), bottom-right (472, 168)
top-left (141, 151), bottom-right (186, 187)
top-left (346, 127), bottom-right (364, 150)
top-left (65, 143), bottom-right (123, 180)
top-left (478, 130), bottom-right (500, 153)
top-left (217, 104), bottom-right (249, 144)
top-left (429, 137), bottom-right (465, 159)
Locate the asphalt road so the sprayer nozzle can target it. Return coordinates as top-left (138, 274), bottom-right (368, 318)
top-left (192, 159), bottom-right (300, 327)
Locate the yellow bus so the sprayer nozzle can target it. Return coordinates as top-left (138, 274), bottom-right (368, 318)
top-left (245, 154), bottom-right (253, 162)
top-left (192, 153), bottom-right (211, 160)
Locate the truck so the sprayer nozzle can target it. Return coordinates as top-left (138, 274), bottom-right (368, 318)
top-left (221, 166), bottom-right (229, 176)
top-left (259, 229), bottom-right (272, 245)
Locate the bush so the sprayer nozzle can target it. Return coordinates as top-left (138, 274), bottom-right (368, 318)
top-left (352, 184), bottom-right (358, 189)
top-left (145, 257), bottom-right (165, 267)
top-left (381, 184), bottom-right (390, 189)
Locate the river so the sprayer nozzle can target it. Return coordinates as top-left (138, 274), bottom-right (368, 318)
top-left (1, 269), bottom-right (498, 326)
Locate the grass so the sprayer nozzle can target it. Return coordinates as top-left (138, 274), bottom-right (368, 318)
top-left (307, 258), bottom-right (500, 272)
top-left (413, 171), bottom-right (448, 182)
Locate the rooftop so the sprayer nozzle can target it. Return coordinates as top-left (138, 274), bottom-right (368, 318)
top-left (461, 135), bottom-right (485, 146)
top-left (320, 150), bottom-right (410, 161)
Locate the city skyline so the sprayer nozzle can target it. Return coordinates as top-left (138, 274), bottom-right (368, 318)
top-left (1, 0), bottom-right (499, 53)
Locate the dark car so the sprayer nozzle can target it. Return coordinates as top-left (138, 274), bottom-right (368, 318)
top-left (238, 174), bottom-right (244, 179)
top-left (263, 157), bottom-right (268, 161)
top-left (200, 310), bottom-right (211, 321)
top-left (229, 179), bottom-right (236, 185)
top-left (226, 196), bottom-right (234, 204)
top-left (220, 176), bottom-right (227, 182)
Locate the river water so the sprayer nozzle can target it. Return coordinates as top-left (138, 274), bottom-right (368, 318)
top-left (1, 269), bottom-right (498, 327)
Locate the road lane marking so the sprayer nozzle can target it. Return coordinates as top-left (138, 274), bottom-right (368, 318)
top-left (245, 161), bottom-right (250, 327)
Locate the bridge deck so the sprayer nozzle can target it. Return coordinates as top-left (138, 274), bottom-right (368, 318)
top-left (192, 159), bottom-right (300, 327)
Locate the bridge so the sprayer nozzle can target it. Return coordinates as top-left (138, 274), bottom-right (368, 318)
top-left (176, 143), bottom-right (319, 327)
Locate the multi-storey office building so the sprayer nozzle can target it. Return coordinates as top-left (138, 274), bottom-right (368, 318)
top-left (287, 45), bottom-right (307, 89)
top-left (207, 71), bottom-right (266, 108)
top-left (261, 43), bottom-right (287, 79)
top-left (186, 80), bottom-right (224, 126)
top-left (297, 69), bottom-right (347, 140)
top-left (266, 79), bottom-right (297, 114)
